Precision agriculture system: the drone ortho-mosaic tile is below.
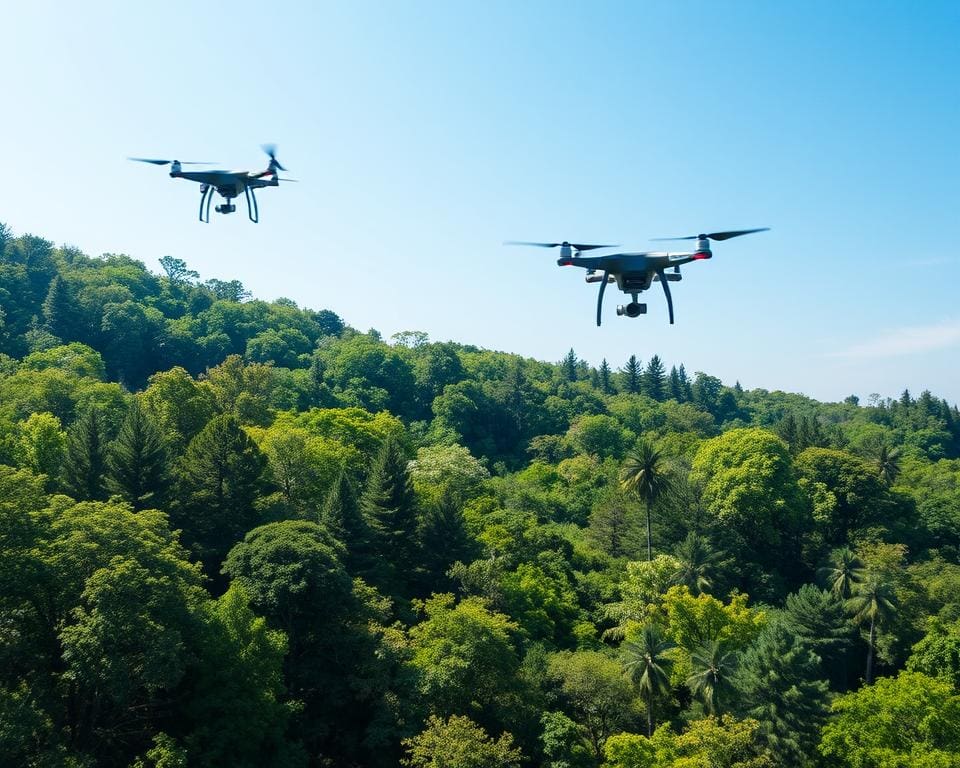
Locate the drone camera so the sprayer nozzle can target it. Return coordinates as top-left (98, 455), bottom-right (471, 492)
top-left (617, 302), bottom-right (646, 318)
top-left (215, 203), bottom-right (236, 214)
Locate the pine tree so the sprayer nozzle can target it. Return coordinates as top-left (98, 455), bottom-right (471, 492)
top-left (777, 414), bottom-right (799, 453)
top-left (320, 469), bottom-right (368, 570)
top-left (620, 355), bottom-right (642, 394)
top-left (41, 274), bottom-right (73, 338)
top-left (359, 434), bottom-right (418, 591)
top-left (63, 406), bottom-right (108, 501)
top-left (106, 399), bottom-right (167, 510)
top-left (643, 355), bottom-right (666, 401)
top-left (561, 349), bottom-right (578, 382)
top-left (678, 364), bottom-right (693, 401)
top-left (734, 620), bottom-right (830, 767)
top-left (175, 414), bottom-right (268, 569)
top-left (598, 359), bottom-right (614, 394)
top-left (782, 585), bottom-right (853, 689)
top-left (668, 366), bottom-right (684, 401)
top-left (417, 491), bottom-right (475, 593)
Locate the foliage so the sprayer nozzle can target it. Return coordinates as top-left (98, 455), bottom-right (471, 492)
top-left (401, 714), bottom-right (523, 768)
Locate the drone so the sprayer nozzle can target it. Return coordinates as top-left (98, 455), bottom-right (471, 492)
top-left (506, 229), bottom-right (769, 325)
top-left (129, 144), bottom-right (295, 223)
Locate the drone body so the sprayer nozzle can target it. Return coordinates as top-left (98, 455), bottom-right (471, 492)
top-left (129, 145), bottom-right (294, 223)
top-left (506, 229), bottom-right (769, 325)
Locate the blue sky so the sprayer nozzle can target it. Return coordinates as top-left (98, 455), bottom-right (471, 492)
top-left (3, 1), bottom-right (958, 404)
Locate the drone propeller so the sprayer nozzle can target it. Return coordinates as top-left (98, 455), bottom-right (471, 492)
top-left (261, 144), bottom-right (287, 171)
top-left (277, 178), bottom-right (299, 182)
top-left (503, 241), bottom-right (618, 251)
top-left (128, 157), bottom-right (215, 166)
top-left (652, 228), bottom-right (769, 242)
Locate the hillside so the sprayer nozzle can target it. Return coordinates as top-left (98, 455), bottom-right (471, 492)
top-left (2, 223), bottom-right (960, 767)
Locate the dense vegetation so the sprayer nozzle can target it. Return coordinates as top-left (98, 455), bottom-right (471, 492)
top-left (2, 222), bottom-right (960, 767)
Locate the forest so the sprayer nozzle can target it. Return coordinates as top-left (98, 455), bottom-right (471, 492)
top-left (2, 221), bottom-right (960, 767)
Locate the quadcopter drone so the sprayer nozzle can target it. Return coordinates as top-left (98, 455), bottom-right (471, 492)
top-left (506, 228), bottom-right (769, 325)
top-left (129, 145), bottom-right (295, 223)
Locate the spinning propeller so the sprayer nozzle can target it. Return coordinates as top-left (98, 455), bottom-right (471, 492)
top-left (652, 228), bottom-right (769, 242)
top-left (128, 158), bottom-right (216, 166)
top-left (261, 143), bottom-right (287, 171)
top-left (503, 241), bottom-right (617, 251)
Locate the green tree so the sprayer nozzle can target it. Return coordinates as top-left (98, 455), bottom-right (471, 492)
top-left (622, 624), bottom-right (675, 736)
top-left (359, 433), bottom-right (418, 590)
top-left (688, 640), bottom-right (737, 715)
top-left (781, 584), bottom-right (853, 688)
top-left (175, 413), bottom-right (268, 572)
top-left (908, 617), bottom-right (960, 691)
top-left (620, 355), bottom-right (642, 395)
top-left (41, 274), bottom-right (74, 338)
top-left (401, 714), bottom-right (523, 768)
top-left (819, 671), bottom-right (960, 767)
top-left (643, 355), bottom-right (666, 401)
top-left (620, 439), bottom-right (674, 561)
top-left (733, 620), bottom-right (829, 767)
top-left (672, 532), bottom-right (720, 596)
top-left (820, 547), bottom-right (866, 600)
top-left (562, 348), bottom-right (579, 382)
top-left (15, 412), bottom-right (66, 486)
top-left (106, 398), bottom-right (168, 509)
top-left (599, 359), bottom-right (614, 394)
top-left (847, 574), bottom-right (897, 684)
top-left (63, 406), bottom-right (108, 500)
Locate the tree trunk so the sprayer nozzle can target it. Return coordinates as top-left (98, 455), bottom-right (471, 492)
top-left (647, 689), bottom-right (653, 737)
top-left (645, 504), bottom-right (652, 562)
top-left (866, 615), bottom-right (876, 684)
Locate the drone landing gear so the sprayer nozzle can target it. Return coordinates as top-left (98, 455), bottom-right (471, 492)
top-left (244, 185), bottom-right (259, 223)
top-left (198, 185), bottom-right (214, 223)
top-left (656, 268), bottom-right (675, 324)
top-left (596, 269), bottom-right (610, 326)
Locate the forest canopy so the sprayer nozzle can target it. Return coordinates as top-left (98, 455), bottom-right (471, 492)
top-left (2, 223), bottom-right (960, 767)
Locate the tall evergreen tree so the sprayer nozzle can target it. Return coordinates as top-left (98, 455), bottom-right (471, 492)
top-left (643, 355), bottom-right (666, 401)
top-left (106, 399), bottom-right (167, 510)
top-left (598, 358), bottom-right (614, 394)
top-left (359, 434), bottom-right (418, 591)
top-left (561, 348), bottom-right (579, 382)
top-left (734, 620), bottom-right (830, 767)
top-left (776, 414), bottom-right (799, 453)
top-left (63, 406), bottom-right (108, 501)
top-left (620, 355), bottom-right (642, 394)
top-left (175, 414), bottom-right (268, 573)
top-left (678, 364), bottom-right (693, 401)
top-left (782, 584), bottom-right (853, 689)
top-left (668, 366), bottom-right (684, 401)
top-left (320, 469), bottom-right (368, 570)
top-left (417, 491), bottom-right (476, 594)
top-left (41, 274), bottom-right (73, 339)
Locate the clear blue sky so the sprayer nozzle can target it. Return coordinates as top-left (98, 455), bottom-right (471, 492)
top-left (3, 1), bottom-right (958, 404)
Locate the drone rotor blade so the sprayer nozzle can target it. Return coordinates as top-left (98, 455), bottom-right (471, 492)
top-left (128, 158), bottom-right (217, 166)
top-left (652, 228), bottom-right (769, 242)
top-left (503, 241), bottom-right (562, 248)
top-left (570, 243), bottom-right (619, 251)
top-left (502, 241), bottom-right (618, 250)
top-left (277, 178), bottom-right (299, 182)
top-left (261, 143), bottom-right (287, 171)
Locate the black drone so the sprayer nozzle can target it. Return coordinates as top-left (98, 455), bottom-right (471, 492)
top-left (506, 228), bottom-right (769, 325)
top-left (129, 144), bottom-right (295, 223)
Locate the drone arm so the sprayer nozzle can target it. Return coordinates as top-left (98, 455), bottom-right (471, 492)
top-left (596, 270), bottom-right (610, 326)
top-left (656, 268), bottom-right (675, 324)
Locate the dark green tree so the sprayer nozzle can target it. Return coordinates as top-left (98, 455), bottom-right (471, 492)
top-left (359, 433), bottom-right (418, 590)
top-left (687, 639), bottom-right (737, 715)
top-left (620, 355), bottom-right (642, 394)
top-left (598, 358), bottom-right (614, 394)
top-left (561, 349), bottom-right (579, 382)
top-left (175, 414), bottom-right (268, 573)
top-left (643, 355), bottom-right (666, 401)
top-left (63, 406), bottom-right (108, 501)
top-left (106, 398), bottom-right (167, 509)
top-left (41, 274), bottom-right (73, 339)
top-left (672, 532), bottom-right (721, 596)
top-left (847, 574), bottom-right (897, 684)
top-left (782, 584), bottom-right (853, 688)
top-left (734, 620), bottom-right (829, 767)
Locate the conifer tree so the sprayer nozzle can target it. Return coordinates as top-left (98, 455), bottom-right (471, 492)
top-left (643, 355), bottom-right (666, 401)
top-left (63, 406), bottom-right (108, 501)
top-left (359, 434), bottom-right (418, 590)
top-left (598, 359), bottom-right (614, 394)
top-left (106, 399), bottom-right (167, 510)
top-left (668, 366), bottom-right (684, 401)
top-left (320, 469), bottom-right (368, 570)
top-left (620, 355), bottom-right (642, 394)
top-left (734, 620), bottom-right (829, 767)
top-left (175, 414), bottom-right (268, 570)
top-left (678, 364), bottom-right (693, 401)
top-left (561, 348), bottom-right (578, 382)
top-left (41, 274), bottom-right (73, 338)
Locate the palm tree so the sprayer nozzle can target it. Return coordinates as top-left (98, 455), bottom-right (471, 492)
top-left (672, 532), bottom-right (721, 596)
top-left (846, 575), bottom-right (896, 684)
top-left (873, 443), bottom-right (902, 487)
top-left (622, 623), bottom-right (676, 737)
top-left (620, 439), bottom-right (673, 561)
top-left (820, 547), bottom-right (866, 600)
top-left (687, 640), bottom-right (737, 715)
